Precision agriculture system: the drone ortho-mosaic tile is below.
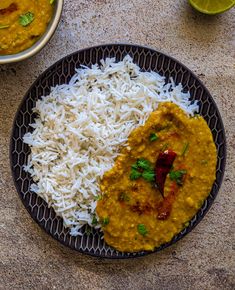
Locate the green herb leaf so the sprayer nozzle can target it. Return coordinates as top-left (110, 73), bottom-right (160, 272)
top-left (94, 195), bottom-right (102, 201)
top-left (119, 192), bottom-right (130, 202)
top-left (182, 142), bottom-right (189, 156)
top-left (130, 168), bottom-right (142, 180)
top-left (0, 24), bottom-right (10, 29)
top-left (169, 169), bottom-right (187, 185)
top-left (130, 158), bottom-right (155, 182)
top-left (19, 12), bottom-right (34, 27)
top-left (149, 132), bottom-right (159, 142)
top-left (50, 0), bottom-right (56, 4)
top-left (137, 158), bottom-right (153, 171)
top-left (91, 216), bottom-right (98, 225)
top-left (102, 217), bottom-right (109, 226)
top-left (137, 224), bottom-right (148, 236)
top-left (131, 163), bottom-right (139, 170)
top-left (142, 170), bottom-right (155, 182)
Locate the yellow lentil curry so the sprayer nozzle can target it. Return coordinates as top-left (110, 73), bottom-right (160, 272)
top-left (0, 0), bottom-right (54, 55)
top-left (96, 102), bottom-right (217, 252)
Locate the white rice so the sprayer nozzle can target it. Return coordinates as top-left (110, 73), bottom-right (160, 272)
top-left (23, 55), bottom-right (199, 236)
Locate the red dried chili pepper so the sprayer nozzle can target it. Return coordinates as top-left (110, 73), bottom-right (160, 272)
top-left (0, 3), bottom-right (18, 15)
top-left (155, 150), bottom-right (177, 195)
top-left (157, 182), bottom-right (178, 220)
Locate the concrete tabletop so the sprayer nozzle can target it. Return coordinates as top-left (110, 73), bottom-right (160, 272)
top-left (0, 1), bottom-right (234, 289)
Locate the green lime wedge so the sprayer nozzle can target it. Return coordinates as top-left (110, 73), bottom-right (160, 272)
top-left (189, 0), bottom-right (235, 15)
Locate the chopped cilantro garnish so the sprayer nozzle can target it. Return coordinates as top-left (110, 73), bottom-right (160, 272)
top-left (131, 163), bottom-right (139, 170)
top-left (137, 224), bottom-right (148, 236)
top-left (130, 158), bottom-right (155, 182)
top-left (142, 170), bottom-right (155, 182)
top-left (137, 158), bottom-right (153, 171)
top-left (149, 132), bottom-right (159, 142)
top-left (130, 168), bottom-right (142, 180)
top-left (91, 216), bottom-right (98, 225)
top-left (169, 169), bottom-right (187, 185)
top-left (102, 217), bottom-right (109, 226)
top-left (19, 12), bottom-right (34, 27)
top-left (94, 195), bottom-right (102, 201)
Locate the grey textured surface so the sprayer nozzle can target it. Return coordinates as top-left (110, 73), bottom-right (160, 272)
top-left (0, 0), bottom-right (235, 289)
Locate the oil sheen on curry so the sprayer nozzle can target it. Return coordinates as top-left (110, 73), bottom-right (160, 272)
top-left (0, 0), bottom-right (54, 55)
top-left (96, 102), bottom-right (217, 252)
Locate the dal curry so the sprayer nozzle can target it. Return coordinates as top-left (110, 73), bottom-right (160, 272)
top-left (96, 102), bottom-right (217, 252)
top-left (0, 0), bottom-right (54, 55)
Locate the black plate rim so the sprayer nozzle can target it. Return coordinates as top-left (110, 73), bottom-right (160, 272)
top-left (10, 43), bottom-right (227, 259)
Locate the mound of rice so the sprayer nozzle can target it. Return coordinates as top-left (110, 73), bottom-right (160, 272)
top-left (23, 55), bottom-right (199, 236)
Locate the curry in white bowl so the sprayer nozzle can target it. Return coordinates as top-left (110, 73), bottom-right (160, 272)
top-left (0, 0), bottom-right (54, 55)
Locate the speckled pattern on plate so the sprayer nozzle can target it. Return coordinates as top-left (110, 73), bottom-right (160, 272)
top-left (10, 44), bottom-right (226, 258)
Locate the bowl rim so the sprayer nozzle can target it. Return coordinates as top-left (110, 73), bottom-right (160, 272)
top-left (0, 0), bottom-right (64, 64)
top-left (9, 43), bottom-right (227, 259)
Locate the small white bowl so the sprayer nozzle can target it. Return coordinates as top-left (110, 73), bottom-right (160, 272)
top-left (0, 0), bottom-right (63, 64)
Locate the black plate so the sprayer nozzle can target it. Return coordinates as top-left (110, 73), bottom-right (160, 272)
top-left (10, 44), bottom-right (226, 258)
